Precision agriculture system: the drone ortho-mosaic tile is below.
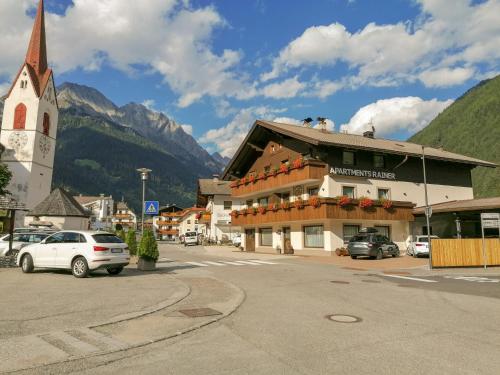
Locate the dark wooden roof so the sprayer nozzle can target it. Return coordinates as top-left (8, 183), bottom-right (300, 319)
top-left (198, 179), bottom-right (231, 196)
top-left (28, 188), bottom-right (89, 217)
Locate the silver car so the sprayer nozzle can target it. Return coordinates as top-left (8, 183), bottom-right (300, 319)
top-left (0, 232), bottom-right (50, 257)
top-left (407, 235), bottom-right (439, 257)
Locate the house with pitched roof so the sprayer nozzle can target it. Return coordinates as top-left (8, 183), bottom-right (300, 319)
top-left (74, 194), bottom-right (114, 230)
top-left (24, 188), bottom-right (90, 230)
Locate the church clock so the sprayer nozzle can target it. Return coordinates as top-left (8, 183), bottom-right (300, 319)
top-left (38, 135), bottom-right (51, 158)
top-left (8, 131), bottom-right (28, 151)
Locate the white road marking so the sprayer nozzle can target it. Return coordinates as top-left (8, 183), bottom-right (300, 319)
top-left (203, 261), bottom-right (227, 266)
top-left (234, 260), bottom-right (261, 265)
top-left (444, 276), bottom-right (500, 283)
top-left (248, 260), bottom-right (277, 265)
top-left (185, 261), bottom-right (209, 267)
top-left (221, 261), bottom-right (245, 266)
top-left (382, 274), bottom-right (438, 283)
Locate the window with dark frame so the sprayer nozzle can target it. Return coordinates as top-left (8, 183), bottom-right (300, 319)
top-left (343, 224), bottom-right (360, 243)
top-left (308, 186), bottom-right (319, 196)
top-left (246, 199), bottom-right (253, 207)
top-left (260, 228), bottom-right (272, 246)
top-left (342, 150), bottom-right (355, 165)
top-left (258, 197), bottom-right (269, 206)
top-left (377, 188), bottom-right (390, 200)
top-left (374, 225), bottom-right (391, 240)
top-left (304, 225), bottom-right (324, 248)
top-left (281, 193), bottom-right (290, 202)
top-left (223, 201), bottom-right (232, 210)
top-left (374, 154), bottom-right (385, 168)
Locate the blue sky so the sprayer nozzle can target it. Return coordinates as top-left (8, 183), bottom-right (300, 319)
top-left (1, 0), bottom-right (499, 156)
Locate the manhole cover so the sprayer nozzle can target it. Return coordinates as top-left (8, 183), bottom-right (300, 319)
top-left (330, 280), bottom-right (350, 284)
top-left (326, 314), bottom-right (362, 323)
top-left (361, 279), bottom-right (381, 283)
top-left (179, 308), bottom-right (222, 318)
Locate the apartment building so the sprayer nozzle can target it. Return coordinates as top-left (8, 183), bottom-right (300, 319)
top-left (222, 120), bottom-right (495, 254)
top-left (155, 204), bottom-right (183, 240)
top-left (112, 201), bottom-right (137, 230)
top-left (74, 194), bottom-right (114, 230)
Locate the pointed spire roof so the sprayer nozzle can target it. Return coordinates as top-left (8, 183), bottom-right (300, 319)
top-left (26, 0), bottom-right (48, 76)
top-left (28, 188), bottom-right (90, 217)
top-left (7, 0), bottom-right (53, 98)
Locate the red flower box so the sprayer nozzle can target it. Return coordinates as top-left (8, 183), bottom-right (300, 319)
top-left (338, 196), bottom-right (352, 207)
top-left (240, 177), bottom-right (247, 185)
top-left (292, 157), bottom-right (304, 169)
top-left (359, 197), bottom-right (374, 209)
top-left (249, 175), bottom-right (256, 184)
top-left (195, 213), bottom-right (202, 220)
top-left (268, 203), bottom-right (278, 212)
top-left (230, 180), bottom-right (239, 188)
top-left (294, 199), bottom-right (304, 209)
top-left (281, 201), bottom-right (290, 210)
top-left (309, 196), bottom-right (320, 208)
top-left (259, 172), bottom-right (267, 180)
top-left (280, 164), bottom-right (290, 174)
top-left (258, 206), bottom-right (267, 214)
top-left (380, 199), bottom-right (393, 209)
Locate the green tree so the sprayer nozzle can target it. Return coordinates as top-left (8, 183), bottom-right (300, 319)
top-left (0, 163), bottom-right (12, 196)
top-left (116, 229), bottom-right (126, 242)
top-left (137, 230), bottom-right (159, 262)
top-left (126, 229), bottom-right (138, 256)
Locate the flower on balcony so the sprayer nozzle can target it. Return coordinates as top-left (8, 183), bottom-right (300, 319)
top-left (240, 177), bottom-right (247, 185)
top-left (249, 174), bottom-right (256, 184)
top-left (268, 202), bottom-right (279, 212)
top-left (258, 206), bottom-right (267, 215)
top-left (281, 201), bottom-right (290, 210)
top-left (230, 180), bottom-right (239, 188)
top-left (250, 207), bottom-right (258, 215)
top-left (294, 198), bottom-right (304, 209)
top-left (359, 197), bottom-right (374, 209)
top-left (309, 196), bottom-right (321, 208)
top-left (337, 195), bottom-right (352, 207)
top-left (292, 157), bottom-right (304, 169)
top-left (241, 209), bottom-right (248, 216)
top-left (195, 213), bottom-right (202, 220)
top-left (230, 210), bottom-right (239, 218)
top-left (259, 172), bottom-right (267, 180)
top-left (379, 198), bottom-right (393, 209)
top-left (280, 163), bottom-right (290, 174)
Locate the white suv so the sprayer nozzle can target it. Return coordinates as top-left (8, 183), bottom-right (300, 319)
top-left (17, 231), bottom-right (130, 278)
top-left (184, 232), bottom-right (198, 246)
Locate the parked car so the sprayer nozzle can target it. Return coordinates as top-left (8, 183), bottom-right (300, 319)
top-left (14, 227), bottom-right (56, 234)
top-left (348, 229), bottom-right (400, 260)
top-left (17, 231), bottom-right (129, 278)
top-left (0, 232), bottom-right (50, 256)
top-left (407, 235), bottom-right (439, 257)
top-left (184, 232), bottom-right (198, 246)
top-left (232, 234), bottom-right (242, 247)
top-left (179, 234), bottom-right (185, 244)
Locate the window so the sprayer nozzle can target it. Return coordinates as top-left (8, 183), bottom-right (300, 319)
top-left (92, 234), bottom-right (123, 243)
top-left (342, 151), bottom-right (355, 165)
top-left (423, 226), bottom-right (433, 235)
top-left (45, 233), bottom-right (65, 244)
top-left (258, 197), bottom-right (269, 206)
top-left (374, 225), bottom-right (391, 239)
top-left (377, 188), bottom-right (390, 200)
top-left (308, 186), bottom-right (319, 197)
top-left (224, 201), bottom-right (232, 210)
top-left (187, 220), bottom-right (191, 224)
top-left (13, 103), bottom-right (27, 130)
top-left (260, 228), bottom-right (272, 246)
top-left (281, 193), bottom-right (290, 202)
top-left (42, 113), bottom-right (50, 136)
top-left (304, 225), bottom-right (324, 248)
top-left (264, 165), bottom-right (271, 174)
top-left (246, 199), bottom-right (253, 208)
top-left (342, 186), bottom-right (355, 199)
top-left (374, 154), bottom-right (385, 168)
top-left (63, 232), bottom-right (81, 243)
top-left (343, 224), bottom-right (360, 243)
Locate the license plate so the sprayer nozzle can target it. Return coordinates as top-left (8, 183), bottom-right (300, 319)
top-left (111, 248), bottom-right (123, 253)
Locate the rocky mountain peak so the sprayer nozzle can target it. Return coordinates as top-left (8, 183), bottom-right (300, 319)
top-left (57, 82), bottom-right (118, 116)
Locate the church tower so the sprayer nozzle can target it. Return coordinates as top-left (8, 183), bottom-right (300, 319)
top-left (0, 0), bottom-right (58, 224)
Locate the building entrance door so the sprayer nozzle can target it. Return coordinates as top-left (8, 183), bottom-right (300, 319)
top-left (245, 229), bottom-right (255, 252)
top-left (283, 227), bottom-right (293, 254)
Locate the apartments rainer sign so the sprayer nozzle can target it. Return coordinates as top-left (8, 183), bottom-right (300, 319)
top-left (330, 167), bottom-right (396, 180)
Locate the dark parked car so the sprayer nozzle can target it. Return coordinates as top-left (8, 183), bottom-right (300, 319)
top-left (347, 230), bottom-right (399, 260)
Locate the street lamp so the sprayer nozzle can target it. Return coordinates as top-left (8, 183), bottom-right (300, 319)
top-left (421, 146), bottom-right (433, 269)
top-left (137, 168), bottom-right (152, 235)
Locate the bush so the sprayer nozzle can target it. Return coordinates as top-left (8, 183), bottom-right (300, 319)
top-left (126, 230), bottom-right (138, 256)
top-left (116, 229), bottom-right (126, 242)
top-left (137, 230), bottom-right (159, 262)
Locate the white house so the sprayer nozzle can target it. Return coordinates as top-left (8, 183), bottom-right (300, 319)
top-left (74, 194), bottom-right (114, 230)
top-left (112, 201), bottom-right (137, 230)
top-left (178, 207), bottom-right (207, 237)
top-left (197, 178), bottom-right (242, 243)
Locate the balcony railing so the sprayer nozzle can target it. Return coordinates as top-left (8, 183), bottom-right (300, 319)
top-left (230, 160), bottom-right (327, 197)
top-left (231, 198), bottom-right (414, 226)
top-left (158, 229), bottom-right (179, 235)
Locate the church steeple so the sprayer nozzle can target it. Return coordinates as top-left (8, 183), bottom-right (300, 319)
top-left (25, 0), bottom-right (48, 76)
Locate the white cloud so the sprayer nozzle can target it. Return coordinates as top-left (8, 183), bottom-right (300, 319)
top-left (141, 99), bottom-right (156, 110)
top-left (262, 0), bottom-right (500, 89)
top-left (199, 106), bottom-right (286, 157)
top-left (341, 97), bottom-right (453, 136)
top-left (261, 76), bottom-right (305, 99)
top-left (180, 124), bottom-right (193, 135)
top-left (0, 0), bottom-right (257, 107)
top-left (419, 67), bottom-right (475, 88)
top-left (305, 80), bottom-right (343, 99)
top-left (0, 82), bottom-right (10, 96)
top-left (314, 118), bottom-right (336, 132)
top-left (272, 117), bottom-right (302, 125)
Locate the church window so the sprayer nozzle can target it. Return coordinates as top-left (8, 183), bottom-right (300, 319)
top-left (43, 113), bottom-right (50, 136)
top-left (13, 103), bottom-right (27, 130)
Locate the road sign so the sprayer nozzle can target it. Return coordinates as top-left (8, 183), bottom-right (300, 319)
top-left (425, 206), bottom-right (432, 218)
top-left (481, 213), bottom-right (499, 229)
top-left (145, 201), bottom-right (159, 215)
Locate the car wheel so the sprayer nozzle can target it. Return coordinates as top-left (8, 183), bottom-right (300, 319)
top-left (413, 252), bottom-right (419, 258)
top-left (21, 254), bottom-right (34, 273)
top-left (376, 249), bottom-right (383, 260)
top-left (392, 249), bottom-right (400, 258)
top-left (107, 267), bottom-right (124, 275)
top-left (350, 255), bottom-right (357, 259)
top-left (72, 257), bottom-right (89, 278)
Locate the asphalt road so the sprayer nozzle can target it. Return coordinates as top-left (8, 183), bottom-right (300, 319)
top-left (12, 243), bottom-right (500, 375)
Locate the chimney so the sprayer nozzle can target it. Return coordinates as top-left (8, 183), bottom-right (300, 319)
top-left (302, 117), bottom-right (313, 127)
top-left (363, 130), bottom-right (374, 138)
top-left (213, 174), bottom-right (219, 182)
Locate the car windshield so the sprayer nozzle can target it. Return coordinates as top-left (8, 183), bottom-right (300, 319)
top-left (92, 234), bottom-right (124, 243)
top-left (350, 235), bottom-right (370, 242)
top-left (417, 236), bottom-right (438, 243)
top-left (185, 232), bottom-right (197, 237)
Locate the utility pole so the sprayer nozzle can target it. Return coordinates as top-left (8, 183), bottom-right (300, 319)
top-left (137, 168), bottom-right (152, 236)
top-left (422, 146), bottom-right (433, 269)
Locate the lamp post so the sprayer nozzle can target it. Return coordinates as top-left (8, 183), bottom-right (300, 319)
top-left (137, 168), bottom-right (152, 236)
top-left (421, 146), bottom-right (433, 269)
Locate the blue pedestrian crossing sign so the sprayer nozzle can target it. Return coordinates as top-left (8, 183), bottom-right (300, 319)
top-left (145, 201), bottom-right (159, 215)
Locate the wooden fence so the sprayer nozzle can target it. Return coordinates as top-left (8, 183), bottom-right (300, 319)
top-left (431, 239), bottom-right (500, 267)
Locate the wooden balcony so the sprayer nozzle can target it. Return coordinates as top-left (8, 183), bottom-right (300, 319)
top-left (156, 220), bottom-right (178, 226)
top-left (114, 214), bottom-right (133, 219)
top-left (231, 161), bottom-right (327, 198)
top-left (231, 198), bottom-right (414, 226)
top-left (198, 213), bottom-right (211, 224)
top-left (158, 229), bottom-right (179, 235)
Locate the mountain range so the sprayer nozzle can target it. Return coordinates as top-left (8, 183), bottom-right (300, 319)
top-left (409, 75), bottom-right (500, 198)
top-left (1, 83), bottom-right (228, 212)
